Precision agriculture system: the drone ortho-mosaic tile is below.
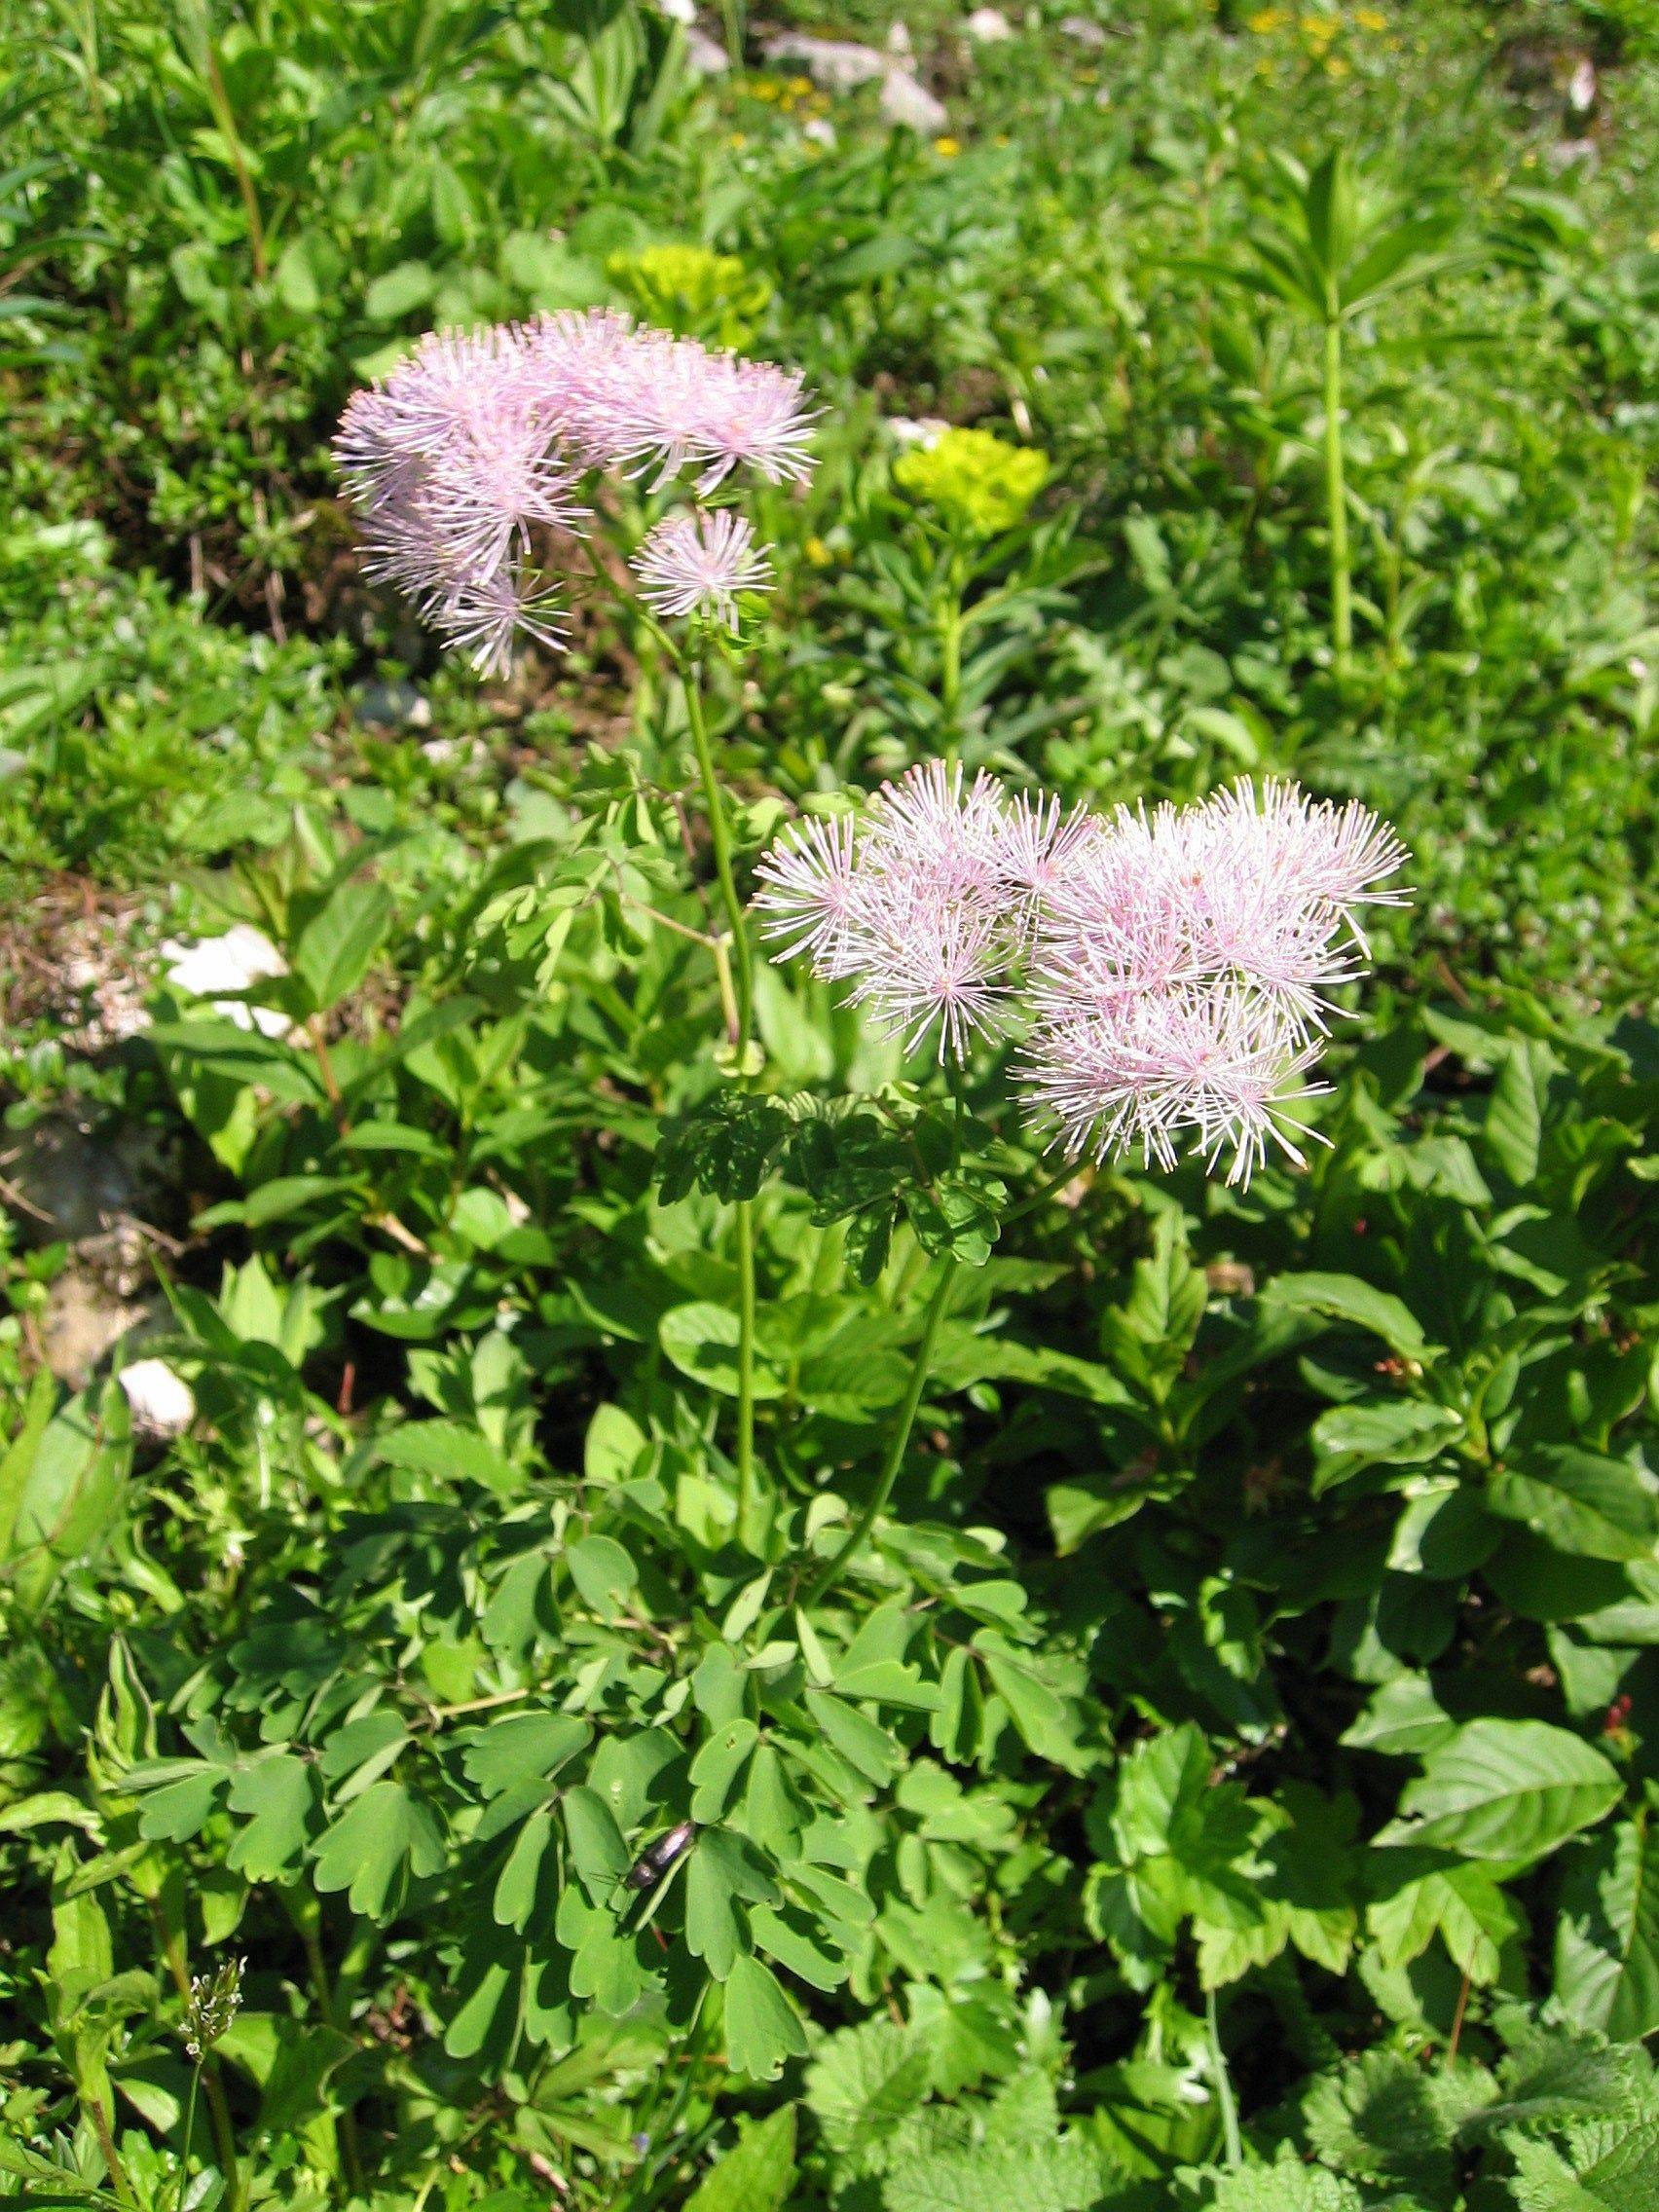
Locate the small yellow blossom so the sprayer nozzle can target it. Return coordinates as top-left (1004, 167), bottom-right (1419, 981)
top-left (934, 135), bottom-right (961, 157)
top-left (727, 131), bottom-right (747, 149)
top-left (1325, 53), bottom-right (1349, 75)
top-left (788, 75), bottom-right (812, 96)
top-left (1246, 6), bottom-right (1286, 30)
top-left (1647, 227), bottom-right (1659, 248)
top-left (804, 535), bottom-right (834, 568)
top-left (1354, 5), bottom-right (1386, 27)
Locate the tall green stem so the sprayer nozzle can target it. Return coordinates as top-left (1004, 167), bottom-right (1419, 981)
top-left (734, 1193), bottom-right (757, 1539)
top-left (1322, 313), bottom-right (1351, 674)
top-left (938, 546), bottom-right (967, 763)
top-left (679, 656), bottom-right (757, 1527)
top-left (173, 2066), bottom-right (203, 2212)
top-left (680, 658), bottom-right (753, 1054)
top-left (1205, 1987), bottom-right (1243, 2169)
top-left (802, 1260), bottom-right (957, 1605)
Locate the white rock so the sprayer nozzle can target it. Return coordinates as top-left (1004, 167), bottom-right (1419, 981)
top-left (685, 26), bottom-right (729, 72)
top-left (879, 65), bottom-right (946, 132)
top-left (966, 7), bottom-right (1013, 39)
top-left (760, 31), bottom-right (887, 89)
top-left (160, 925), bottom-right (290, 1037)
top-left (119, 1357), bottom-right (196, 1440)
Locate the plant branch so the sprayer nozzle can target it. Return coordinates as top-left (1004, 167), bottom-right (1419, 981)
top-left (801, 1258), bottom-right (958, 1605)
top-left (1205, 1986), bottom-right (1243, 2169)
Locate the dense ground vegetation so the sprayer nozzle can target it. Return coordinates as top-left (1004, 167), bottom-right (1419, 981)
top-left (3, 1), bottom-right (1659, 2206)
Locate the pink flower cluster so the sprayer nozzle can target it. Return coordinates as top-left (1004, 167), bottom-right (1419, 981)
top-left (755, 769), bottom-right (1408, 1186)
top-left (334, 313), bottom-right (814, 673)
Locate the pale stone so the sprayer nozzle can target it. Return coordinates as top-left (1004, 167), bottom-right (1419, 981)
top-left (160, 925), bottom-right (290, 1037)
top-left (119, 1357), bottom-right (197, 1440)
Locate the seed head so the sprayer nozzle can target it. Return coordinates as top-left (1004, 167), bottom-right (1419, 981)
top-left (182, 1957), bottom-right (245, 2060)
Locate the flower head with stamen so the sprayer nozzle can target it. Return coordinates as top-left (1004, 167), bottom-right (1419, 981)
top-left (632, 510), bottom-right (774, 628)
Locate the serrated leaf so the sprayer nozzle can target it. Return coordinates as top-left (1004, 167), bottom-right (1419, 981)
top-left (805, 2016), bottom-right (931, 2170)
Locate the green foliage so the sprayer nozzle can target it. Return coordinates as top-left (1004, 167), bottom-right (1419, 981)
top-left (4, 0), bottom-right (1659, 2207)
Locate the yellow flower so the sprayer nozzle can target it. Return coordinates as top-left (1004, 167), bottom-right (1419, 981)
top-left (1648, 227), bottom-right (1659, 249)
top-left (748, 76), bottom-right (779, 100)
top-left (894, 425), bottom-right (1050, 538)
top-left (934, 135), bottom-right (961, 157)
top-left (788, 75), bottom-right (812, 96)
top-left (727, 131), bottom-right (747, 149)
top-left (804, 535), bottom-right (834, 568)
top-left (1324, 53), bottom-right (1349, 75)
top-left (1354, 4), bottom-right (1386, 26)
top-left (1246, 6), bottom-right (1285, 29)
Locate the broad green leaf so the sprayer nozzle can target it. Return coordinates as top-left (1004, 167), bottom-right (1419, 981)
top-left (721, 1953), bottom-right (808, 2081)
top-left (1488, 1450), bottom-right (1659, 1565)
top-left (225, 1754), bottom-right (317, 1882)
top-left (1261, 1272), bottom-right (1431, 1359)
top-left (683, 2106), bottom-right (797, 2212)
top-left (1381, 1720), bottom-right (1622, 1862)
top-left (1484, 1041), bottom-right (1553, 1184)
top-left (690, 1717), bottom-right (758, 1822)
top-left (562, 1787), bottom-right (630, 1904)
top-left (685, 1835), bottom-right (742, 1978)
top-left (292, 879), bottom-right (393, 1011)
top-left (660, 1303), bottom-right (788, 1399)
top-left (378, 1416), bottom-right (522, 1503)
top-left (461, 1713), bottom-right (590, 1798)
top-left (1555, 1806), bottom-right (1659, 2039)
top-left (978, 1641), bottom-right (1086, 1772)
top-left (493, 1806), bottom-right (553, 1932)
top-left (313, 1781), bottom-right (446, 1918)
top-left (566, 1533), bottom-right (638, 1616)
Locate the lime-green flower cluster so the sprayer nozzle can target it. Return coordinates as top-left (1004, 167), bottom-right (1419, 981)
top-left (893, 425), bottom-right (1050, 538)
top-left (607, 241), bottom-right (773, 350)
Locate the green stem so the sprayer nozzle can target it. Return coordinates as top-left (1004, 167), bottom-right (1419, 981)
top-left (621, 1982), bottom-right (713, 2212)
top-left (200, 31), bottom-right (267, 281)
top-left (1205, 1987), bottom-right (1243, 2170)
top-left (734, 1195), bottom-right (756, 1540)
top-left (679, 657), bottom-right (753, 1054)
top-left (802, 1260), bottom-right (958, 1605)
top-left (89, 2093), bottom-right (135, 2209)
top-left (173, 2066), bottom-right (203, 2212)
top-left (202, 2064), bottom-right (241, 2212)
top-left (938, 547), bottom-right (967, 761)
top-left (679, 654), bottom-right (758, 1525)
top-left (1322, 313), bottom-right (1351, 674)
top-left (1001, 1157), bottom-right (1083, 1231)
top-left (299, 1911), bottom-right (366, 2195)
